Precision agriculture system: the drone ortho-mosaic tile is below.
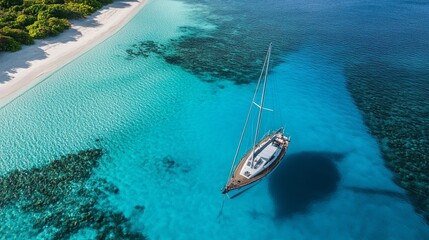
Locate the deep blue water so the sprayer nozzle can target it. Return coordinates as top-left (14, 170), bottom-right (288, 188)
top-left (0, 0), bottom-right (428, 239)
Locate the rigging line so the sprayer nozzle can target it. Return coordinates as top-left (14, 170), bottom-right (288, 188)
top-left (271, 55), bottom-right (283, 128)
top-left (228, 181), bottom-right (260, 199)
top-left (251, 42), bottom-right (272, 168)
top-left (270, 50), bottom-right (279, 127)
top-left (223, 43), bottom-right (271, 187)
top-left (217, 195), bottom-right (227, 219)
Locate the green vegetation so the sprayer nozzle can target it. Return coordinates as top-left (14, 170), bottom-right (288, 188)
top-left (0, 0), bottom-right (113, 52)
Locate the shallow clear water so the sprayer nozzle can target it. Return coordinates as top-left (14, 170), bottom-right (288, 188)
top-left (0, 0), bottom-right (428, 239)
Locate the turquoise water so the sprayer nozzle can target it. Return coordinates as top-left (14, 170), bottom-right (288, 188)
top-left (1, 0), bottom-right (428, 239)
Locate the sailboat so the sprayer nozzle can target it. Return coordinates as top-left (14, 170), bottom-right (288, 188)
top-left (222, 43), bottom-right (290, 196)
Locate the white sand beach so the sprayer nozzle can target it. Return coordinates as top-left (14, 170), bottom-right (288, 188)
top-left (0, 0), bottom-right (147, 106)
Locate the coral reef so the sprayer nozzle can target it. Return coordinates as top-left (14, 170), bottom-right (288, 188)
top-left (346, 61), bottom-right (429, 223)
top-left (160, 155), bottom-right (191, 174)
top-left (0, 149), bottom-right (146, 239)
top-left (126, 40), bottom-right (166, 60)
top-left (125, 0), bottom-right (301, 84)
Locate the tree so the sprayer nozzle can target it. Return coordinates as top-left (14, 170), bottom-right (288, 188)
top-left (1, 26), bottom-right (33, 44)
top-left (0, 0), bottom-right (23, 8)
top-left (0, 0), bottom-right (114, 52)
top-left (45, 4), bottom-right (74, 19)
top-left (0, 34), bottom-right (21, 51)
top-left (66, 3), bottom-right (94, 17)
top-left (16, 14), bottom-right (36, 28)
top-left (26, 17), bottom-right (70, 38)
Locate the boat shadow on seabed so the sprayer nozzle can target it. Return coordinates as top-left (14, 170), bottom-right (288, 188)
top-left (267, 151), bottom-right (409, 219)
top-left (268, 151), bottom-right (343, 218)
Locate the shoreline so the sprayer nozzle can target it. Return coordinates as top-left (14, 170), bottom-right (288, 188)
top-left (0, 0), bottom-right (147, 107)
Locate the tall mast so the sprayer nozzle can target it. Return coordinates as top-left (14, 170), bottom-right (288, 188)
top-left (224, 43), bottom-right (271, 185)
top-left (251, 43), bottom-right (272, 168)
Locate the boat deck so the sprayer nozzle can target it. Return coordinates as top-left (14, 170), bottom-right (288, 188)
top-left (239, 137), bottom-right (281, 178)
top-left (224, 132), bottom-right (289, 193)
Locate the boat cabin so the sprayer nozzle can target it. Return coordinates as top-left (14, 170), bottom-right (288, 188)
top-left (239, 134), bottom-right (284, 179)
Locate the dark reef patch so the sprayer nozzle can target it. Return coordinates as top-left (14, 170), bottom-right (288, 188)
top-left (269, 151), bottom-right (343, 218)
top-left (0, 149), bottom-right (146, 239)
top-left (126, 0), bottom-right (303, 84)
top-left (125, 40), bottom-right (166, 60)
top-left (160, 155), bottom-right (191, 174)
top-left (345, 61), bottom-right (429, 223)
